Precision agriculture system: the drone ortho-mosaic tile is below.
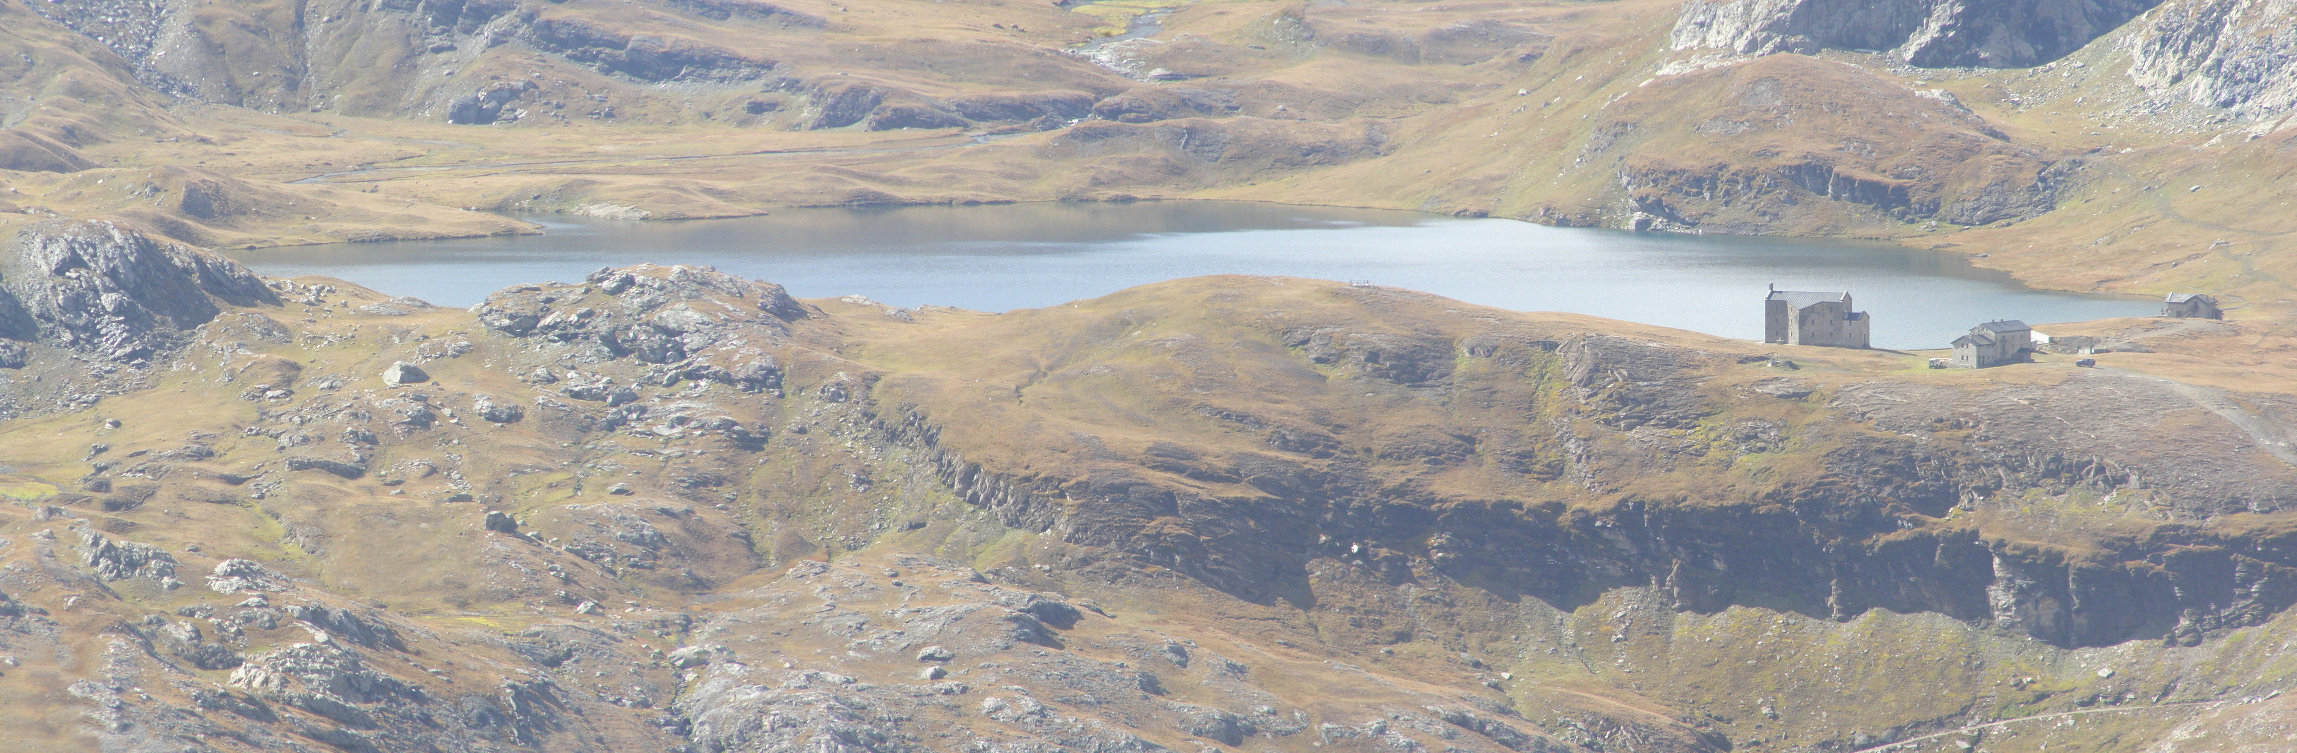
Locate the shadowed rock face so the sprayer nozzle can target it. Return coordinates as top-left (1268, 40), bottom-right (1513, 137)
top-left (0, 221), bottom-right (277, 362)
top-left (1672, 0), bottom-right (2163, 67)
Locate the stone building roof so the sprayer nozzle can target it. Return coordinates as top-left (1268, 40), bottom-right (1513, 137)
top-left (1765, 290), bottom-right (1850, 309)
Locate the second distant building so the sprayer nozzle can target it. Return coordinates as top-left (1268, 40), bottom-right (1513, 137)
top-left (1951, 320), bottom-right (2032, 368)
top-left (1764, 286), bottom-right (1870, 349)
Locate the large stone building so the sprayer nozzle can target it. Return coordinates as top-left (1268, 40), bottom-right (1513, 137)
top-left (1764, 286), bottom-right (1870, 348)
top-left (1951, 320), bottom-right (2031, 368)
top-left (2161, 293), bottom-right (2222, 319)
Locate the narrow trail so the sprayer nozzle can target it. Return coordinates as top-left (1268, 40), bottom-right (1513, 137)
top-left (2102, 367), bottom-right (2297, 467)
top-left (1844, 699), bottom-right (2225, 753)
top-left (286, 133), bottom-right (987, 184)
top-left (2090, 160), bottom-right (2287, 240)
top-left (2087, 160), bottom-right (2293, 293)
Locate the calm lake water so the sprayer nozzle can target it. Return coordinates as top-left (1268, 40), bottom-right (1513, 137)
top-left (237, 201), bottom-right (2153, 349)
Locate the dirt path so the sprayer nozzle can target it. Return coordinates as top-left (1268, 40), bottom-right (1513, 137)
top-left (287, 133), bottom-right (986, 185)
top-left (2089, 161), bottom-right (2293, 293)
top-left (2103, 367), bottom-right (2297, 467)
top-left (1845, 699), bottom-right (2225, 753)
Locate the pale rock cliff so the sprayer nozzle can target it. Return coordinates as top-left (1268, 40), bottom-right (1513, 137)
top-left (1672, 0), bottom-right (2163, 67)
top-left (2125, 0), bottom-right (2297, 117)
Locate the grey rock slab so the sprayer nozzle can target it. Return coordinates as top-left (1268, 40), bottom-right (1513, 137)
top-left (381, 361), bottom-right (429, 386)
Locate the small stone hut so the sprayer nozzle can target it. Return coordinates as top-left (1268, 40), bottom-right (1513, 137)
top-left (1951, 320), bottom-right (2031, 369)
top-left (1763, 286), bottom-right (1870, 349)
top-left (2161, 293), bottom-right (2221, 319)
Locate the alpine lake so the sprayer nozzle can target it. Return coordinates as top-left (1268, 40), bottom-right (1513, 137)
top-left (237, 201), bottom-right (2156, 350)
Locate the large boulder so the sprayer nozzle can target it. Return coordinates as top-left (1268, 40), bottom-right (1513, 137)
top-left (382, 361), bottom-right (430, 386)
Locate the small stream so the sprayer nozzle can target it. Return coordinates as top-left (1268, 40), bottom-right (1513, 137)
top-left (1066, 0), bottom-right (1181, 80)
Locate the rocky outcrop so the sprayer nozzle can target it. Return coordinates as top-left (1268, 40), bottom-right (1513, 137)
top-left (525, 16), bottom-right (775, 83)
top-left (473, 394), bottom-right (525, 424)
top-left (1620, 156), bottom-right (2067, 229)
top-left (207, 559), bottom-right (290, 594)
top-left (804, 82), bottom-right (889, 129)
top-left (446, 80), bottom-right (539, 125)
top-left (948, 91), bottom-right (1095, 125)
top-left (229, 642), bottom-right (425, 728)
top-left (864, 103), bottom-right (968, 131)
top-left (136, 616), bottom-right (245, 671)
top-left (1090, 87), bottom-right (1240, 124)
top-left (285, 605), bottom-right (406, 651)
top-left (1283, 326), bottom-right (1461, 386)
top-left (0, 221), bottom-right (277, 363)
top-left (1672, 0), bottom-right (2163, 67)
top-left (476, 265), bottom-right (804, 395)
top-left (2125, 0), bottom-right (2297, 117)
top-left (285, 453), bottom-right (370, 479)
top-left (806, 82), bottom-right (1108, 131)
top-left (663, 0), bottom-right (824, 27)
top-left (675, 666), bottom-right (920, 752)
top-left (1041, 118), bottom-right (1388, 172)
top-left (79, 531), bottom-right (181, 587)
top-left (1559, 334), bottom-right (1714, 429)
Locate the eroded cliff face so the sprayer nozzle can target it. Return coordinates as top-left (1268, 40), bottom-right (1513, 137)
top-left (1671, 0), bottom-right (2164, 67)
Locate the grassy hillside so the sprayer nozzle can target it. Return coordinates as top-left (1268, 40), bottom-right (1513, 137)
top-left (1, 256), bottom-right (2294, 751)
